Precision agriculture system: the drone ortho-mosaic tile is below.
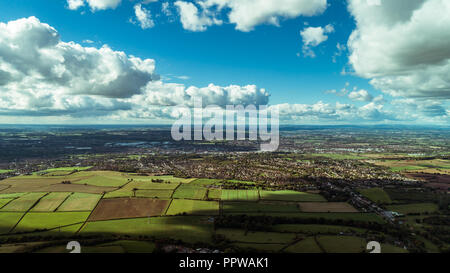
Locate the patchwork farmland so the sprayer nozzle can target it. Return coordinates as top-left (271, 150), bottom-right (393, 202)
top-left (0, 168), bottom-right (412, 253)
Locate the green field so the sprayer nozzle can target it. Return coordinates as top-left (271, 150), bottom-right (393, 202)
top-left (285, 237), bottom-right (322, 253)
top-left (380, 243), bottom-right (409, 253)
top-left (260, 190), bottom-right (326, 202)
top-left (31, 192), bottom-right (72, 212)
top-left (81, 216), bottom-right (214, 244)
top-left (232, 243), bottom-right (285, 252)
top-left (103, 180), bottom-right (179, 198)
top-left (40, 167), bottom-right (92, 172)
top-left (103, 190), bottom-right (132, 198)
top-left (37, 167), bottom-right (92, 176)
top-left (189, 179), bottom-right (221, 187)
top-left (229, 212), bottom-right (385, 224)
top-left (0, 199), bottom-right (13, 209)
top-left (272, 224), bottom-right (367, 234)
top-left (385, 188), bottom-right (441, 203)
top-left (207, 188), bottom-right (222, 200)
top-left (415, 235), bottom-right (440, 253)
top-left (226, 180), bottom-right (256, 185)
top-left (390, 166), bottom-right (427, 172)
top-left (316, 235), bottom-right (366, 253)
top-left (146, 176), bottom-right (196, 184)
top-left (0, 170), bottom-right (15, 174)
top-left (74, 175), bottom-right (128, 187)
top-left (0, 193), bottom-right (47, 212)
top-left (216, 228), bottom-right (296, 244)
top-left (166, 199), bottom-right (219, 215)
top-left (307, 153), bottom-right (369, 160)
top-left (10, 223), bottom-right (84, 239)
top-left (0, 212), bottom-right (25, 234)
top-left (57, 193), bottom-right (101, 211)
top-left (36, 244), bottom-right (124, 253)
top-left (135, 189), bottom-right (174, 198)
top-left (0, 193), bottom-right (27, 199)
top-left (386, 203), bottom-right (439, 214)
top-left (221, 190), bottom-right (259, 201)
top-left (99, 240), bottom-right (156, 253)
top-left (316, 235), bottom-right (407, 253)
top-left (222, 201), bottom-right (299, 214)
top-left (0, 169), bottom-right (425, 253)
top-left (13, 212), bottom-right (90, 233)
top-left (125, 180), bottom-right (180, 190)
top-left (0, 242), bottom-right (51, 253)
top-left (358, 188), bottom-right (392, 204)
top-left (373, 159), bottom-right (450, 174)
top-left (172, 184), bottom-right (207, 200)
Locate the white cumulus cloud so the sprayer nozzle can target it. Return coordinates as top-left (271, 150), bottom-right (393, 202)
top-left (0, 16), bottom-right (157, 117)
top-left (134, 3), bottom-right (155, 29)
top-left (348, 89), bottom-right (373, 102)
top-left (300, 24), bottom-right (334, 57)
top-left (0, 16), bottom-right (272, 120)
top-left (201, 0), bottom-right (328, 32)
top-left (67, 0), bottom-right (85, 10)
top-left (133, 82), bottom-right (270, 107)
top-left (66, 0), bottom-right (122, 11)
top-left (175, 1), bottom-right (222, 32)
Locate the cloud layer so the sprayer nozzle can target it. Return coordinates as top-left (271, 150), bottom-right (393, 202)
top-left (67, 0), bottom-right (122, 11)
top-left (3, 1), bottom-right (450, 126)
top-left (137, 82), bottom-right (270, 107)
top-left (347, 0), bottom-right (450, 99)
top-left (171, 0), bottom-right (327, 32)
top-left (0, 17), bottom-right (158, 100)
top-left (274, 100), bottom-right (394, 123)
top-left (66, 0), bottom-right (329, 32)
top-left (0, 17), bottom-right (271, 120)
top-left (348, 89), bottom-right (373, 102)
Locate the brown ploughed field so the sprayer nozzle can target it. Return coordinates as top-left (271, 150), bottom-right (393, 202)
top-left (88, 198), bottom-right (170, 221)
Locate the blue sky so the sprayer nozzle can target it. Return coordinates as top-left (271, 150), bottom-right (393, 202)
top-left (0, 0), bottom-right (449, 125)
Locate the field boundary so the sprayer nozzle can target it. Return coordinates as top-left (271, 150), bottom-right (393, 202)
top-left (163, 199), bottom-right (173, 215)
top-left (104, 178), bottom-right (134, 196)
top-left (53, 192), bottom-right (74, 212)
top-left (76, 214), bottom-right (208, 224)
top-left (0, 197), bottom-right (17, 210)
top-left (314, 236), bottom-right (326, 253)
top-left (279, 237), bottom-right (303, 253)
top-left (0, 221), bottom-right (87, 238)
top-left (76, 192), bottom-right (105, 233)
top-left (8, 192), bottom-right (50, 233)
top-left (0, 185), bottom-right (11, 193)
